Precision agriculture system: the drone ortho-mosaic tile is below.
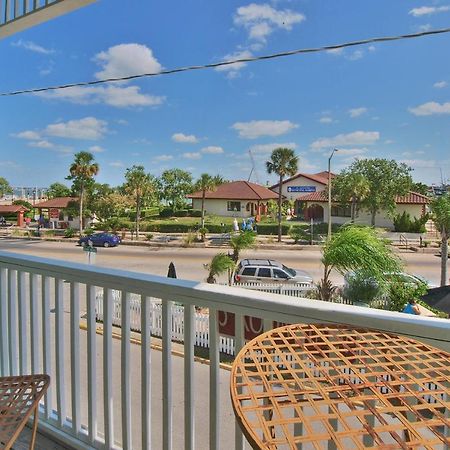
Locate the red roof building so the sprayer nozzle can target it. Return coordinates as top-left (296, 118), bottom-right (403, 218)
top-left (34, 197), bottom-right (78, 208)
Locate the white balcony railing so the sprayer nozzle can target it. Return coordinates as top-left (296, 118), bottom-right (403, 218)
top-left (0, 0), bottom-right (97, 38)
top-left (0, 250), bottom-right (449, 449)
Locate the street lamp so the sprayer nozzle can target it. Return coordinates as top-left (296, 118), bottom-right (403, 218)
top-left (327, 148), bottom-right (338, 239)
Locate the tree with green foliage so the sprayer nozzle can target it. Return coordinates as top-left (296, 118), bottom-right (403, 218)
top-left (47, 182), bottom-right (71, 199)
top-left (266, 148), bottom-right (298, 242)
top-left (159, 169), bottom-right (193, 210)
top-left (230, 231), bottom-right (256, 262)
top-left (411, 181), bottom-right (430, 196)
top-left (332, 171), bottom-right (370, 222)
top-left (344, 159), bottom-right (412, 226)
top-left (0, 177), bottom-right (12, 198)
top-left (319, 225), bottom-right (402, 301)
top-left (123, 165), bottom-right (156, 239)
top-left (194, 174), bottom-right (224, 228)
top-left (431, 194), bottom-right (450, 286)
top-left (66, 152), bottom-right (99, 234)
top-left (204, 253), bottom-right (235, 284)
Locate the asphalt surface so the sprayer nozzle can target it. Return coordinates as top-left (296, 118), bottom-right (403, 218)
top-left (0, 237), bottom-right (442, 286)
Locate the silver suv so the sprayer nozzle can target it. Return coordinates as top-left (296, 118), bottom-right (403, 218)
top-left (234, 259), bottom-right (313, 285)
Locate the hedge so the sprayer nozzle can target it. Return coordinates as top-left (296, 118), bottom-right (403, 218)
top-left (189, 209), bottom-right (202, 217)
top-left (254, 224), bottom-right (291, 235)
top-left (173, 209), bottom-right (189, 217)
top-left (159, 208), bottom-right (173, 218)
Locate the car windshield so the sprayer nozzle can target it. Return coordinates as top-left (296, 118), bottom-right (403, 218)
top-left (282, 265), bottom-right (296, 277)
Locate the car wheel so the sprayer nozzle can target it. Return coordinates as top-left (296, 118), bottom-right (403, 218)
top-left (103, 242), bottom-right (110, 248)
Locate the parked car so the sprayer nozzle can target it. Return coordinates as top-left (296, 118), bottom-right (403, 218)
top-left (78, 233), bottom-right (121, 248)
top-left (234, 259), bottom-right (313, 285)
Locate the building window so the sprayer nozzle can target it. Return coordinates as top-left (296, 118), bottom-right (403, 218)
top-left (227, 201), bottom-right (241, 212)
top-left (331, 205), bottom-right (351, 217)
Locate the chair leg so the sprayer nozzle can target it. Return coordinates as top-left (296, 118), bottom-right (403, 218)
top-left (29, 405), bottom-right (38, 450)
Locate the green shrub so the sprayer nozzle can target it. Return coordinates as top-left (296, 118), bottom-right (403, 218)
top-left (254, 224), bottom-right (291, 235)
top-left (64, 227), bottom-right (75, 238)
top-left (145, 233), bottom-right (153, 241)
top-left (189, 209), bottom-right (202, 217)
top-left (83, 227), bottom-right (95, 236)
top-left (182, 232), bottom-right (196, 247)
top-left (289, 225), bottom-right (308, 244)
top-left (159, 208), bottom-right (174, 218)
top-left (143, 222), bottom-right (232, 234)
top-left (393, 211), bottom-right (429, 233)
top-left (44, 230), bottom-right (55, 237)
top-left (387, 281), bottom-right (428, 312)
top-left (103, 217), bottom-right (132, 231)
top-left (173, 209), bottom-right (189, 217)
top-left (343, 274), bottom-right (384, 304)
top-left (197, 227), bottom-right (208, 241)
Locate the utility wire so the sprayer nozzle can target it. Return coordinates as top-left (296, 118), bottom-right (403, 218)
top-left (2, 26), bottom-right (450, 97)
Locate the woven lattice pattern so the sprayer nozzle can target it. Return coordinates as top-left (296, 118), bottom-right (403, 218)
top-left (0, 374), bottom-right (50, 449)
top-left (230, 324), bottom-right (450, 449)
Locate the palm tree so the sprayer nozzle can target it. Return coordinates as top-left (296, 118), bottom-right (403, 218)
top-left (333, 172), bottom-right (370, 222)
top-left (230, 231), bottom-right (256, 263)
top-left (319, 225), bottom-right (402, 300)
top-left (204, 253), bottom-right (235, 284)
top-left (194, 174), bottom-right (223, 228)
top-left (266, 148), bottom-right (298, 242)
top-left (67, 152), bottom-right (99, 234)
top-left (124, 165), bottom-right (156, 240)
top-left (431, 194), bottom-right (450, 286)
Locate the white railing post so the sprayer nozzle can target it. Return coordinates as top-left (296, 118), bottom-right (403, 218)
top-left (8, 269), bottom-right (18, 376)
top-left (162, 299), bottom-right (173, 450)
top-left (121, 291), bottom-right (132, 450)
top-left (87, 284), bottom-right (97, 444)
top-left (18, 271), bottom-right (28, 375)
top-left (103, 288), bottom-right (114, 448)
top-left (70, 281), bottom-right (81, 434)
top-left (184, 304), bottom-right (195, 450)
top-left (234, 313), bottom-right (245, 450)
top-left (30, 273), bottom-right (39, 374)
top-left (141, 295), bottom-right (151, 450)
top-left (209, 308), bottom-right (220, 450)
top-left (41, 275), bottom-right (52, 419)
top-left (0, 267), bottom-right (9, 376)
top-left (55, 278), bottom-right (66, 428)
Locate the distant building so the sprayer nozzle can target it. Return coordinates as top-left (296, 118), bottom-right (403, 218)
top-left (0, 205), bottom-right (29, 227)
top-left (187, 180), bottom-right (278, 219)
top-left (34, 197), bottom-right (82, 229)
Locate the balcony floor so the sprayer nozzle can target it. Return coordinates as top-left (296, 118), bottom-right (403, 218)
top-left (12, 426), bottom-right (67, 450)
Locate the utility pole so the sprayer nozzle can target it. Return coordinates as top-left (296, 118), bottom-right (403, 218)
top-left (327, 148), bottom-right (338, 240)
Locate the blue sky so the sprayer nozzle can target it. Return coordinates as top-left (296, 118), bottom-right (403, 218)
top-left (1, 0), bottom-right (450, 188)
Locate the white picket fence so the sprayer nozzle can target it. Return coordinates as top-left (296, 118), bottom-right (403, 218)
top-left (95, 291), bottom-right (236, 355)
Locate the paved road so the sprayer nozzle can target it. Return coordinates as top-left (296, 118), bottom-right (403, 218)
top-left (0, 238), bottom-right (442, 286)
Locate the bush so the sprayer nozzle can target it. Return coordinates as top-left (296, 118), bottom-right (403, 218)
top-left (159, 208), bottom-right (174, 218)
top-left (197, 227), bottom-right (208, 241)
top-left (343, 274), bottom-right (384, 304)
top-left (182, 232), bottom-right (196, 247)
top-left (254, 224), bottom-right (291, 235)
top-left (189, 209), bottom-right (202, 217)
top-left (103, 217), bottom-right (133, 231)
top-left (393, 211), bottom-right (429, 233)
top-left (143, 222), bottom-right (233, 234)
top-left (145, 233), bottom-right (153, 241)
top-left (173, 209), bottom-right (189, 217)
top-left (83, 227), bottom-right (95, 236)
top-left (64, 227), bottom-right (75, 238)
top-left (289, 225), bottom-right (309, 244)
top-left (44, 230), bottom-right (55, 237)
top-left (387, 281), bottom-right (428, 312)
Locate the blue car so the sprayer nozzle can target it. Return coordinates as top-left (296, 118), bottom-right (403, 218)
top-left (78, 233), bottom-right (121, 248)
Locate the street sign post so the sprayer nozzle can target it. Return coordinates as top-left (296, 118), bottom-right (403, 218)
top-left (83, 245), bottom-right (97, 264)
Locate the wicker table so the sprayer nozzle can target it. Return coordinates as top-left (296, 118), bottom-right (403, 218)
top-left (230, 324), bottom-right (450, 449)
top-left (0, 374), bottom-right (50, 450)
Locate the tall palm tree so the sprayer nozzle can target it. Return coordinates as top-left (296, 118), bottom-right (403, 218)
top-left (194, 174), bottom-right (223, 228)
top-left (67, 152), bottom-right (99, 234)
top-left (266, 148), bottom-right (298, 242)
top-left (230, 231), bottom-right (256, 262)
top-left (431, 194), bottom-right (450, 286)
top-left (124, 165), bottom-right (156, 240)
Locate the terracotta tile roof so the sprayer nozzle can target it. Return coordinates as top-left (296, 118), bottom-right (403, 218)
top-left (187, 181), bottom-right (278, 200)
top-left (297, 191), bottom-right (430, 204)
top-left (34, 197), bottom-right (78, 208)
top-left (0, 205), bottom-right (29, 213)
top-left (270, 171), bottom-right (335, 189)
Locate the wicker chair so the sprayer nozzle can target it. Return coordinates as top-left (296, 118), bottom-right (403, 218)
top-left (0, 374), bottom-right (50, 450)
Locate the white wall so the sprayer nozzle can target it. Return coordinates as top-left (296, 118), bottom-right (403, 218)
top-left (192, 199), bottom-right (253, 218)
top-left (321, 203), bottom-right (425, 229)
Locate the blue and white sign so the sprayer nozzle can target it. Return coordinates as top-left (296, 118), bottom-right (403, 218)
top-left (287, 186), bottom-right (316, 193)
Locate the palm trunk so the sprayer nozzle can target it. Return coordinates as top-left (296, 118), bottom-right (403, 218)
top-left (440, 230), bottom-right (448, 287)
top-left (371, 209), bottom-right (376, 227)
top-left (277, 175), bottom-right (283, 243)
top-left (351, 197), bottom-right (356, 223)
top-left (79, 185), bottom-right (84, 235)
top-left (136, 195), bottom-right (140, 241)
top-left (201, 190), bottom-right (206, 228)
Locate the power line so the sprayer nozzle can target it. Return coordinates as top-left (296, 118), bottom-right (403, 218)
top-left (2, 26), bottom-right (450, 97)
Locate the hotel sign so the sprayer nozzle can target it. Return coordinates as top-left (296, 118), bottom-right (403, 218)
top-left (287, 186), bottom-right (316, 193)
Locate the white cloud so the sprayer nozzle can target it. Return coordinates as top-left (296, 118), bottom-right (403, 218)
top-left (334, 147), bottom-right (368, 156)
top-left (182, 152), bottom-right (202, 160)
top-left (249, 142), bottom-right (297, 154)
top-left (326, 48), bottom-right (344, 56)
top-left (201, 146), bottom-right (224, 154)
top-left (36, 85), bottom-right (165, 108)
top-left (93, 43), bottom-right (162, 80)
top-left (349, 107), bottom-right (368, 118)
top-left (311, 131), bottom-right (380, 150)
top-left (109, 161), bottom-right (124, 168)
top-left (172, 133), bottom-right (199, 144)
top-left (409, 6), bottom-right (450, 17)
top-left (14, 130), bottom-right (41, 140)
top-left (400, 159), bottom-right (439, 169)
top-left (12, 39), bottom-right (54, 55)
top-left (153, 154), bottom-right (173, 162)
top-left (45, 117), bottom-right (108, 140)
top-left (89, 145), bottom-right (105, 153)
top-left (409, 101), bottom-right (450, 116)
top-left (319, 117), bottom-right (333, 124)
top-left (28, 140), bottom-right (54, 149)
top-left (215, 50), bottom-right (253, 78)
top-left (385, 139), bottom-right (395, 144)
top-left (348, 50), bottom-right (364, 61)
top-left (232, 120), bottom-right (298, 139)
top-left (133, 138), bottom-right (151, 145)
top-left (434, 81), bottom-right (447, 89)
top-left (117, 119), bottom-right (128, 125)
top-left (418, 23), bottom-right (432, 32)
top-left (234, 3), bottom-right (305, 42)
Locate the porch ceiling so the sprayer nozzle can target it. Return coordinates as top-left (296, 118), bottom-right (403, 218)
top-left (0, 0), bottom-right (97, 39)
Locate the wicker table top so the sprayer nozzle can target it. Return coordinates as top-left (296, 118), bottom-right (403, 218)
top-left (230, 324), bottom-right (450, 449)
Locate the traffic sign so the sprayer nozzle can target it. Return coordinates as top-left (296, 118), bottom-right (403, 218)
top-left (83, 246), bottom-right (97, 253)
